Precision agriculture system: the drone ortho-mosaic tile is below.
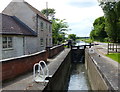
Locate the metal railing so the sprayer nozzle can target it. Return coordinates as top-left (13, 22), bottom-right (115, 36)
top-left (33, 60), bottom-right (49, 83)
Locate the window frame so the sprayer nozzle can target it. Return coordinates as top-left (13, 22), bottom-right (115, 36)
top-left (49, 25), bottom-right (51, 32)
top-left (2, 36), bottom-right (13, 50)
top-left (40, 21), bottom-right (44, 31)
top-left (40, 38), bottom-right (44, 47)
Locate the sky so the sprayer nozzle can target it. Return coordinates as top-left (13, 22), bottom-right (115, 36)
top-left (0, 0), bottom-right (104, 37)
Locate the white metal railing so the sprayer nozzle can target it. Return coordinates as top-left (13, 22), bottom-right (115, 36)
top-left (33, 61), bottom-right (49, 83)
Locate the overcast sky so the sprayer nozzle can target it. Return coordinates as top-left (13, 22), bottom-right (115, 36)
top-left (0, 0), bottom-right (104, 37)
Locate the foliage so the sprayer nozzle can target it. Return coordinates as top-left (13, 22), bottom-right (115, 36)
top-left (68, 34), bottom-right (77, 41)
top-left (52, 18), bottom-right (68, 44)
top-left (90, 16), bottom-right (108, 42)
top-left (41, 8), bottom-right (56, 19)
top-left (78, 38), bottom-right (93, 43)
top-left (41, 8), bottom-right (69, 45)
top-left (100, 1), bottom-right (120, 42)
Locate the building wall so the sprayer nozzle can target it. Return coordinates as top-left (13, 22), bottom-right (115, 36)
top-left (37, 17), bottom-right (52, 50)
top-left (2, 36), bottom-right (24, 59)
top-left (3, 1), bottom-right (52, 50)
top-left (24, 36), bottom-right (39, 55)
top-left (0, 36), bottom-right (2, 60)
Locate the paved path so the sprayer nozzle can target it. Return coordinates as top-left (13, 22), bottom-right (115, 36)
top-left (89, 43), bottom-right (119, 90)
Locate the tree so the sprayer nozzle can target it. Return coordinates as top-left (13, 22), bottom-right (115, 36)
top-left (41, 8), bottom-right (55, 19)
top-left (41, 8), bottom-right (69, 44)
top-left (90, 16), bottom-right (108, 41)
top-left (52, 18), bottom-right (69, 44)
top-left (68, 34), bottom-right (77, 41)
top-left (100, 1), bottom-right (120, 42)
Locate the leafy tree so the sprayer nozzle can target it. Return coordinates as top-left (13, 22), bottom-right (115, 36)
top-left (100, 1), bottom-right (120, 42)
top-left (41, 8), bottom-right (69, 44)
top-left (90, 16), bottom-right (108, 41)
top-left (68, 34), bottom-right (77, 41)
top-left (41, 8), bottom-right (55, 19)
top-left (52, 18), bottom-right (69, 44)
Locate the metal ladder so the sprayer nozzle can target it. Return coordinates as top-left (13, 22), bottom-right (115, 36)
top-left (33, 60), bottom-right (49, 83)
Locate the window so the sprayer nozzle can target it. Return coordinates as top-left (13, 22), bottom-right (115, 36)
top-left (40, 38), bottom-right (44, 46)
top-left (41, 22), bottom-right (44, 30)
top-left (49, 25), bottom-right (51, 32)
top-left (49, 38), bottom-right (51, 46)
top-left (2, 37), bottom-right (13, 49)
top-left (46, 23), bottom-right (48, 30)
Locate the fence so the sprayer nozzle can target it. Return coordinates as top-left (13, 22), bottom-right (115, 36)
top-left (108, 43), bottom-right (120, 54)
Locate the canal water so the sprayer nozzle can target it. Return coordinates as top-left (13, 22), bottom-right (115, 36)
top-left (67, 64), bottom-right (91, 91)
top-left (67, 41), bottom-right (91, 91)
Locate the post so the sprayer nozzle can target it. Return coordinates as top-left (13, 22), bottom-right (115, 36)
top-left (46, 47), bottom-right (51, 58)
top-left (113, 43), bottom-right (114, 51)
top-left (89, 43), bottom-right (91, 48)
top-left (116, 43), bottom-right (117, 52)
top-left (107, 43), bottom-right (109, 54)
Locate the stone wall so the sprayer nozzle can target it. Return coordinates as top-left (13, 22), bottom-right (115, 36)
top-left (43, 49), bottom-right (71, 91)
top-left (85, 48), bottom-right (108, 90)
top-left (1, 45), bottom-right (64, 82)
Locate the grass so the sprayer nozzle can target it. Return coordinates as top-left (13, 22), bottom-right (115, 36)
top-left (106, 53), bottom-right (120, 63)
top-left (77, 39), bottom-right (93, 43)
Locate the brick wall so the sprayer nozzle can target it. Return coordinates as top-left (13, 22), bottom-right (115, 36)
top-left (47, 44), bottom-right (64, 58)
top-left (1, 45), bottom-right (64, 82)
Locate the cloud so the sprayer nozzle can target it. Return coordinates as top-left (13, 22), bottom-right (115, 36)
top-left (0, 0), bottom-right (104, 37)
top-left (67, 0), bottom-right (97, 8)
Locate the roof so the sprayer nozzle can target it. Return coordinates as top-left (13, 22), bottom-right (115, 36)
top-left (0, 13), bottom-right (37, 36)
top-left (24, 2), bottom-right (52, 24)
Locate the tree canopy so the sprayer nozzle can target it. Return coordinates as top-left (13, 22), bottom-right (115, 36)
top-left (90, 16), bottom-right (108, 41)
top-left (100, 1), bottom-right (120, 42)
top-left (41, 8), bottom-right (69, 45)
top-left (41, 8), bottom-right (56, 19)
top-left (68, 34), bottom-right (77, 41)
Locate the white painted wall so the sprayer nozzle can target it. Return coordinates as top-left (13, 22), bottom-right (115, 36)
top-left (24, 36), bottom-right (39, 54)
top-left (2, 36), bottom-right (24, 59)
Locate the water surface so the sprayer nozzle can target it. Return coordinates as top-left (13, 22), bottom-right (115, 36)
top-left (67, 64), bottom-right (91, 91)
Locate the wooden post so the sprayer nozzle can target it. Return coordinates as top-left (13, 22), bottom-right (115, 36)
top-left (110, 43), bottom-right (111, 50)
top-left (116, 43), bottom-right (117, 52)
top-left (113, 43), bottom-right (114, 51)
top-left (108, 43), bottom-right (109, 54)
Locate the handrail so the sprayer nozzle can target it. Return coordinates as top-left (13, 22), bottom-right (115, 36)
top-left (39, 60), bottom-right (49, 77)
top-left (33, 60), bottom-right (49, 83)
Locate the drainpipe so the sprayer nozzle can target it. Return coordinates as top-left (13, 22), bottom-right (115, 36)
top-left (23, 37), bottom-right (25, 55)
top-left (36, 14), bottom-right (38, 34)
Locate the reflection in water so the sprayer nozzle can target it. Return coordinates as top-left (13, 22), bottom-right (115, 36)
top-left (67, 64), bottom-right (91, 91)
top-left (75, 41), bottom-right (89, 46)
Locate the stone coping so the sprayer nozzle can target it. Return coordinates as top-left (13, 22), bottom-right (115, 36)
top-left (87, 48), bottom-right (119, 91)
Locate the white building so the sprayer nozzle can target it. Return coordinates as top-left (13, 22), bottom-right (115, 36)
top-left (0, 0), bottom-right (52, 59)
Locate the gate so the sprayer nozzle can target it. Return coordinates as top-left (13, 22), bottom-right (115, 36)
top-left (71, 46), bottom-right (85, 63)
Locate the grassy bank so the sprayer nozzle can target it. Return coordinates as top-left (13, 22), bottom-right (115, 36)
top-left (77, 39), bottom-right (93, 43)
top-left (106, 53), bottom-right (120, 63)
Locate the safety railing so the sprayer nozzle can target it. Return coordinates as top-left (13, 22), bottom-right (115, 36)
top-left (33, 60), bottom-right (50, 83)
